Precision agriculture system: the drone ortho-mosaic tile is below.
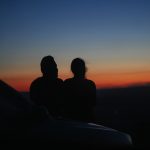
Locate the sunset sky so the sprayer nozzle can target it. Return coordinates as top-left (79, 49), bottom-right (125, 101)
top-left (1, 0), bottom-right (150, 91)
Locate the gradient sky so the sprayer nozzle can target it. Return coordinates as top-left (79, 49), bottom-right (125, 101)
top-left (1, 0), bottom-right (150, 91)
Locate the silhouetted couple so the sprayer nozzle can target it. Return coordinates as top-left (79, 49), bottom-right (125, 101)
top-left (30, 56), bottom-right (96, 122)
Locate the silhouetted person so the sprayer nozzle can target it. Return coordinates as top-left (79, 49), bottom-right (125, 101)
top-left (63, 58), bottom-right (96, 122)
top-left (30, 56), bottom-right (63, 118)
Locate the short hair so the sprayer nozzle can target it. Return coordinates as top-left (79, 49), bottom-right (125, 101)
top-left (40, 55), bottom-right (57, 75)
top-left (71, 58), bottom-right (86, 76)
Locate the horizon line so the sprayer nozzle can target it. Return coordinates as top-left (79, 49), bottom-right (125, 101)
top-left (19, 82), bottom-right (150, 93)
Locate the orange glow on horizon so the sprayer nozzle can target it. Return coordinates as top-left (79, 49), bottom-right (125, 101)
top-left (2, 71), bottom-right (150, 91)
top-left (90, 72), bottom-right (150, 89)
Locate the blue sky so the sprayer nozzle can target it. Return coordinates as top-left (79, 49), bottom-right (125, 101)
top-left (1, 0), bottom-right (150, 90)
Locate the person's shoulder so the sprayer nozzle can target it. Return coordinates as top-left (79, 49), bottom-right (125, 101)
top-left (31, 77), bottom-right (43, 86)
top-left (64, 78), bottom-right (75, 86)
top-left (85, 79), bottom-right (96, 87)
top-left (30, 77), bottom-right (43, 91)
top-left (57, 78), bottom-right (63, 83)
top-left (64, 78), bottom-right (73, 83)
top-left (33, 77), bottom-right (43, 82)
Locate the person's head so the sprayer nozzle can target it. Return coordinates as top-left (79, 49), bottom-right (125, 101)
top-left (40, 55), bottom-right (58, 78)
top-left (71, 58), bottom-right (87, 78)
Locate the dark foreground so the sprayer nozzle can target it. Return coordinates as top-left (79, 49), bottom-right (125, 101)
top-left (95, 85), bottom-right (150, 149)
top-left (0, 80), bottom-right (132, 149)
top-left (23, 85), bottom-right (150, 149)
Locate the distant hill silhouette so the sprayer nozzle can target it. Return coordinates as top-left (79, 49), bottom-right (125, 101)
top-left (96, 84), bottom-right (150, 123)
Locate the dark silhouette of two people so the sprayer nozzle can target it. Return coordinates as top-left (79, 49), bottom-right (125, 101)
top-left (30, 56), bottom-right (96, 122)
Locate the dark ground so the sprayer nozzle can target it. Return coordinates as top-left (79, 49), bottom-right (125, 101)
top-left (95, 85), bottom-right (150, 149)
top-left (22, 84), bottom-right (150, 149)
